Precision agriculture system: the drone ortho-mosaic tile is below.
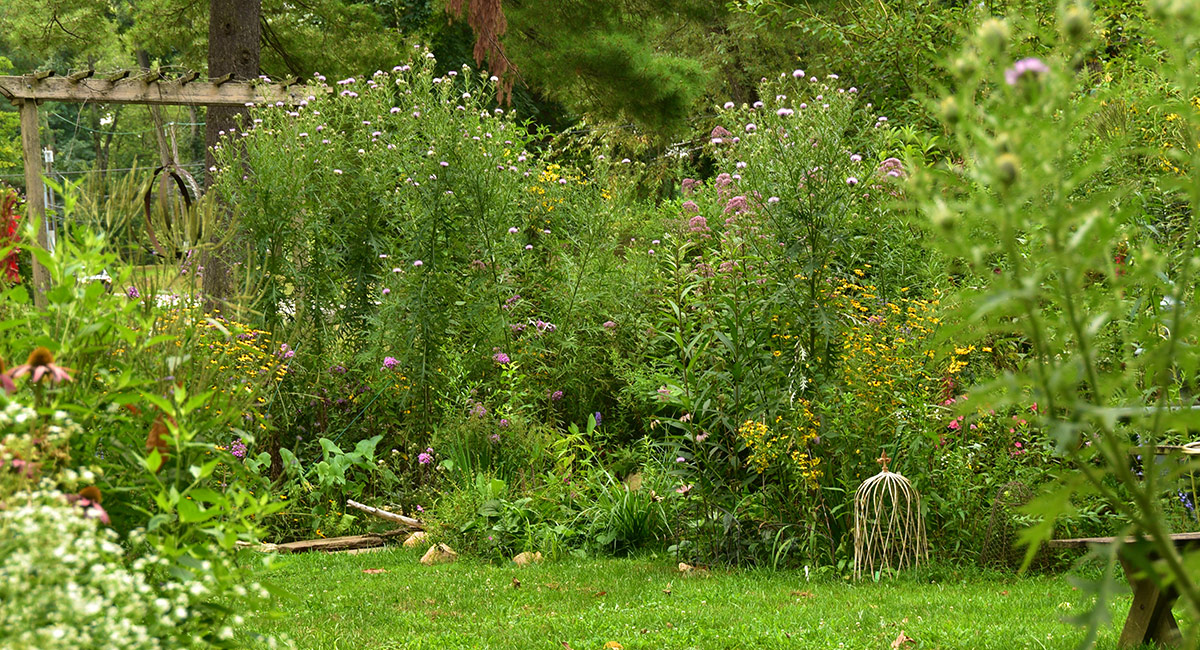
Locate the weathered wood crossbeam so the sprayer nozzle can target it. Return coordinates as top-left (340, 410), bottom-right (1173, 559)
top-left (0, 73), bottom-right (318, 107)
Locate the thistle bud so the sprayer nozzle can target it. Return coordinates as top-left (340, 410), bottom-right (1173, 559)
top-left (994, 133), bottom-right (1014, 155)
top-left (939, 96), bottom-right (961, 124)
top-left (996, 153), bottom-right (1020, 186)
top-left (1061, 4), bottom-right (1091, 42)
top-left (978, 19), bottom-right (1011, 54)
top-left (952, 54), bottom-right (979, 80)
top-left (929, 201), bottom-right (959, 232)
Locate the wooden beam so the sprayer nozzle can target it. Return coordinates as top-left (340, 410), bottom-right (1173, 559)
top-left (346, 499), bottom-right (425, 530)
top-left (274, 529), bottom-right (407, 554)
top-left (0, 75), bottom-right (319, 107)
top-left (68, 69), bottom-right (95, 82)
top-left (19, 101), bottom-right (49, 309)
top-left (140, 69), bottom-right (163, 84)
top-left (33, 70), bottom-right (54, 80)
top-left (210, 73), bottom-right (234, 85)
top-left (178, 71), bottom-right (200, 85)
top-left (106, 70), bottom-right (130, 83)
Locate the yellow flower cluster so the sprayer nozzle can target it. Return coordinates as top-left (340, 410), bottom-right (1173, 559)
top-left (527, 163), bottom-right (586, 221)
top-left (830, 278), bottom-right (940, 427)
top-left (155, 309), bottom-right (290, 429)
top-left (738, 405), bottom-right (823, 488)
top-left (1137, 96), bottom-right (1200, 176)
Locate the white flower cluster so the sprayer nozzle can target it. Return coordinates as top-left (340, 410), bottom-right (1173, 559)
top-left (0, 491), bottom-right (217, 649)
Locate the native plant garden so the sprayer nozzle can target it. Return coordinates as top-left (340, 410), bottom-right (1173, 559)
top-left (2, 0), bottom-right (1200, 648)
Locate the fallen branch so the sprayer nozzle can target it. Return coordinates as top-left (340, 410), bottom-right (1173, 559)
top-left (346, 499), bottom-right (424, 530)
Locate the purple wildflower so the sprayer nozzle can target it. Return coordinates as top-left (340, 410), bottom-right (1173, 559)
top-left (1005, 58), bottom-right (1049, 86)
top-left (724, 195), bottom-right (751, 214)
top-left (126, 286), bottom-right (140, 299)
top-left (493, 352), bottom-right (511, 365)
top-left (877, 157), bottom-right (905, 179)
top-left (418, 448), bottom-right (434, 464)
top-left (230, 439), bottom-right (248, 459)
top-left (602, 320), bottom-right (617, 330)
top-left (382, 356), bottom-right (398, 370)
top-left (550, 390), bottom-right (564, 402)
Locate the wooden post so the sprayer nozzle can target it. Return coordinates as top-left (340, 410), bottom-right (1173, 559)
top-left (19, 100), bottom-right (49, 308)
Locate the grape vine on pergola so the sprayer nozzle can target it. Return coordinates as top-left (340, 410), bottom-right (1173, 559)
top-left (0, 70), bottom-right (311, 308)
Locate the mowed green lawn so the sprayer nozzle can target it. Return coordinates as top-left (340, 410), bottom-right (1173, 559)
top-left (241, 547), bottom-right (1140, 649)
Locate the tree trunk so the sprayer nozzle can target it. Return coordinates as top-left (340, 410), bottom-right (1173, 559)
top-left (202, 0), bottom-right (261, 307)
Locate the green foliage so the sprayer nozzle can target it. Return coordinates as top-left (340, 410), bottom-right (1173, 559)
top-left (909, 0), bottom-right (1200, 640)
top-left (0, 196), bottom-right (285, 645)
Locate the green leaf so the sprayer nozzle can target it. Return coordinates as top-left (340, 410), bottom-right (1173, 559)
top-left (146, 448), bottom-right (164, 474)
top-left (178, 498), bottom-right (218, 523)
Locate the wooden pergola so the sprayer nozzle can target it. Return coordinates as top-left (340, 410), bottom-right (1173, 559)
top-left (0, 70), bottom-right (312, 307)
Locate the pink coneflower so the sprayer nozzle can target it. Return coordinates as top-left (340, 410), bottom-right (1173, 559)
top-left (9, 347), bottom-right (72, 384)
top-left (0, 358), bottom-right (15, 395)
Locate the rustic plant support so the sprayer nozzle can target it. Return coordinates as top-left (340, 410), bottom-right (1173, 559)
top-left (853, 451), bottom-right (928, 579)
top-left (346, 499), bottom-right (425, 530)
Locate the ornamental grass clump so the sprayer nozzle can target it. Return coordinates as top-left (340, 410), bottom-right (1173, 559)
top-left (853, 451), bottom-right (928, 579)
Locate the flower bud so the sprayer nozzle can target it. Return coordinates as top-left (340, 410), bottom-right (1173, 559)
top-left (952, 53), bottom-right (979, 80)
top-left (996, 153), bottom-right (1020, 186)
top-left (1060, 4), bottom-right (1091, 42)
top-left (939, 96), bottom-right (961, 124)
top-left (993, 133), bottom-right (1014, 155)
top-left (978, 18), bottom-right (1011, 54)
top-left (929, 201), bottom-right (959, 232)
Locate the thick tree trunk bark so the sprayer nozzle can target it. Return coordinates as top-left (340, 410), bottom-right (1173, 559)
top-left (202, 0), bottom-right (261, 307)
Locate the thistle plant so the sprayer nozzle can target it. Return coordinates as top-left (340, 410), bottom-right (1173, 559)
top-left (910, 2), bottom-right (1200, 641)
